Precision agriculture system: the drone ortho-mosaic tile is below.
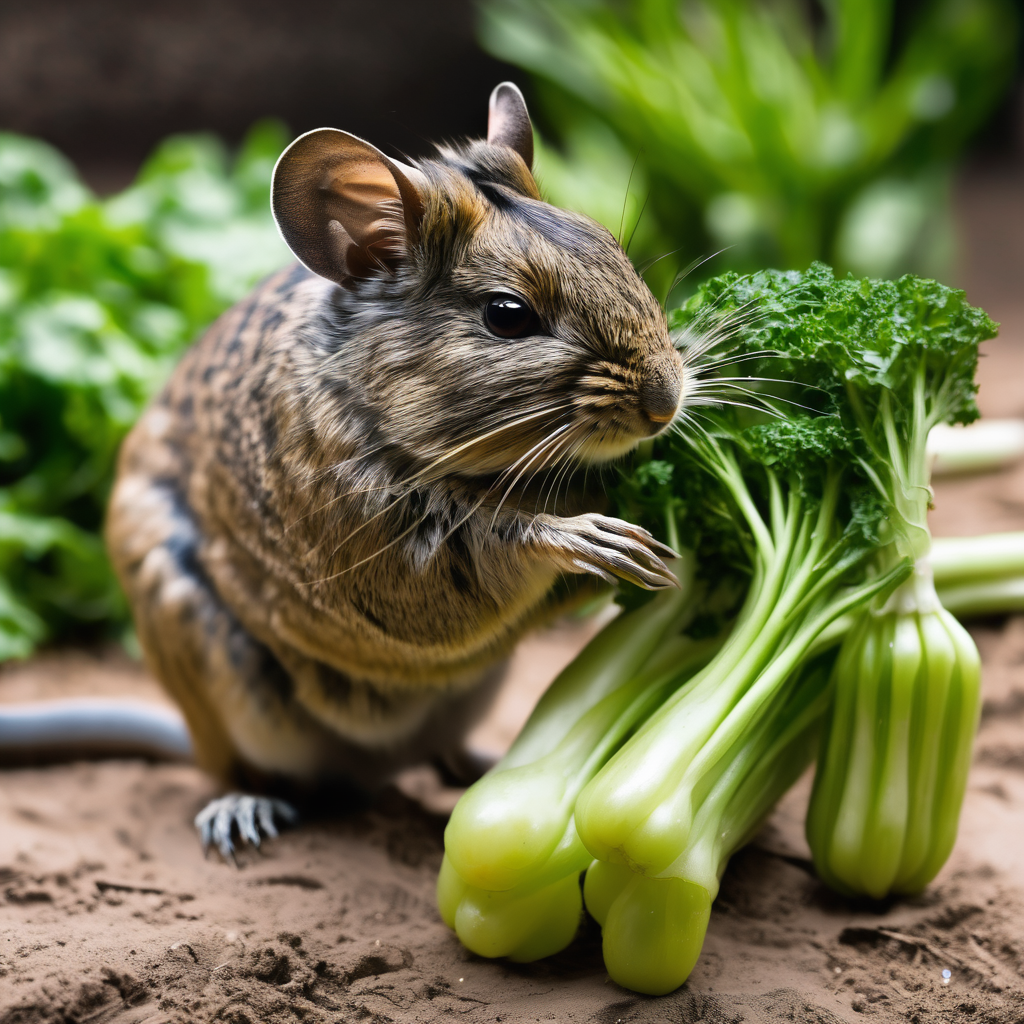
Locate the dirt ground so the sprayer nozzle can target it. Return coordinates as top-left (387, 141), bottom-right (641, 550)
top-left (3, 175), bottom-right (1024, 1023)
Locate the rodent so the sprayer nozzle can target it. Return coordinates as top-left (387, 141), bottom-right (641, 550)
top-left (9, 84), bottom-right (687, 857)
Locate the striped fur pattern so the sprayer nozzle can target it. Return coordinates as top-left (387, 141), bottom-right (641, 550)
top-left (106, 92), bottom-right (685, 792)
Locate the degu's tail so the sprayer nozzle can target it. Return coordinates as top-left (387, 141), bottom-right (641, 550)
top-left (0, 699), bottom-right (194, 766)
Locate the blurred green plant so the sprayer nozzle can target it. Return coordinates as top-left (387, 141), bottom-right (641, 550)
top-left (0, 122), bottom-right (291, 660)
top-left (480, 0), bottom-right (1018, 292)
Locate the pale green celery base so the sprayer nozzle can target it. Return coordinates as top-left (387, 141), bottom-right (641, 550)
top-left (600, 874), bottom-right (711, 996)
top-left (445, 631), bottom-right (715, 892)
top-left (583, 859), bottom-right (632, 928)
top-left (439, 583), bottom-right (719, 965)
top-left (437, 853), bottom-right (586, 963)
top-left (806, 592), bottom-right (982, 899)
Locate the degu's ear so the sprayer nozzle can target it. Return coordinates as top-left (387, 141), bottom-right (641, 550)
top-left (272, 129), bottom-right (428, 287)
top-left (487, 82), bottom-right (534, 170)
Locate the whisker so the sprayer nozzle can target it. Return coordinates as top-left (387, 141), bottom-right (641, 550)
top-left (412, 402), bottom-right (575, 485)
top-left (308, 423), bottom-right (575, 583)
top-left (319, 488), bottom-right (413, 564)
top-left (685, 396), bottom-right (787, 418)
top-left (295, 400), bottom-right (575, 535)
top-left (546, 427), bottom-right (594, 515)
top-left (521, 423), bottom-right (591, 519)
top-left (624, 189), bottom-right (650, 256)
top-left (536, 429), bottom-right (583, 516)
top-left (708, 381), bottom-right (831, 416)
top-left (682, 346), bottom-right (782, 368)
top-left (431, 426), bottom-right (587, 563)
top-left (706, 374), bottom-right (828, 393)
top-left (300, 509), bottom-right (432, 586)
top-left (662, 247), bottom-right (732, 306)
top-left (618, 149), bottom-right (643, 247)
top-left (636, 245), bottom-right (685, 278)
top-left (488, 425), bottom-right (574, 529)
top-left (668, 412), bottom-right (716, 453)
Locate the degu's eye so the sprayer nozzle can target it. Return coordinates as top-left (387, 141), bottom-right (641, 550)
top-left (483, 293), bottom-right (539, 339)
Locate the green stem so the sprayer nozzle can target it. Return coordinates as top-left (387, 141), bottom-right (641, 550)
top-left (503, 566), bottom-right (695, 769)
top-left (937, 577), bottom-right (1024, 618)
top-left (681, 558), bottom-right (909, 801)
top-left (667, 653), bottom-right (834, 895)
top-left (444, 561), bottom-right (717, 892)
top-left (930, 532), bottom-right (1024, 584)
top-left (589, 654), bottom-right (835, 998)
top-left (575, 461), bottom-right (909, 875)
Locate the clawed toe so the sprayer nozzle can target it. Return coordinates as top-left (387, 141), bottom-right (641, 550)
top-left (576, 516), bottom-right (680, 590)
top-left (534, 512), bottom-right (682, 592)
top-left (572, 559), bottom-right (618, 586)
top-left (194, 793), bottom-right (298, 863)
top-left (647, 536), bottom-right (681, 561)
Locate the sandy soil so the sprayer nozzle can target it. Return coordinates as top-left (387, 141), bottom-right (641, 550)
top-left (3, 190), bottom-right (1024, 1024)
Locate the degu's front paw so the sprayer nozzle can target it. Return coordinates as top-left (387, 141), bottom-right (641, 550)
top-left (533, 512), bottom-right (679, 590)
top-left (194, 793), bottom-right (298, 863)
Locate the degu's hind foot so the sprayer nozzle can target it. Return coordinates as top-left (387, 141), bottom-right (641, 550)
top-left (195, 793), bottom-right (299, 863)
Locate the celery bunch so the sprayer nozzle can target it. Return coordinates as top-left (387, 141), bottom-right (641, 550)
top-left (439, 264), bottom-right (996, 994)
top-left (795, 268), bottom-right (989, 897)
top-left (439, 567), bottom-right (718, 961)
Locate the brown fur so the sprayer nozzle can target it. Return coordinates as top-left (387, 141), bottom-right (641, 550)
top-left (105, 91), bottom-right (685, 793)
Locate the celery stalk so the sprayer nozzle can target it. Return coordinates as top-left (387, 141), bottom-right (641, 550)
top-left (438, 633), bottom-right (720, 960)
top-left (574, 456), bottom-right (908, 877)
top-left (938, 577), bottom-right (1024, 617)
top-left (585, 655), bottom-right (833, 994)
top-left (444, 562), bottom-right (699, 893)
top-left (928, 419), bottom-right (1024, 476)
top-left (440, 555), bottom-right (726, 962)
top-left (926, 532), bottom-right (1024, 617)
top-left (930, 532), bottom-right (1024, 584)
top-left (806, 595), bottom-right (981, 897)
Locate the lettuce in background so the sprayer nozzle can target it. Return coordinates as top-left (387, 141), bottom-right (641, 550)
top-left (481, 0), bottom-right (1018, 294)
top-left (0, 122), bottom-right (291, 659)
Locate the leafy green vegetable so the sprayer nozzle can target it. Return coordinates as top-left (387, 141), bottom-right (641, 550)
top-left (586, 265), bottom-right (992, 981)
top-left (439, 263), bottom-right (995, 993)
top-left (480, 0), bottom-right (1018, 288)
top-left (439, 572), bottom-right (720, 960)
top-left (0, 122), bottom-right (291, 659)
top-left (584, 653), bottom-right (833, 994)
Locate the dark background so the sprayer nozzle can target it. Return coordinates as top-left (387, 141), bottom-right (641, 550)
top-left (3, 0), bottom-right (1021, 194)
top-left (0, 0), bottom-right (517, 193)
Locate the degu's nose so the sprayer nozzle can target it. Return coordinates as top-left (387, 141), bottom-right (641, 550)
top-left (639, 355), bottom-right (684, 427)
